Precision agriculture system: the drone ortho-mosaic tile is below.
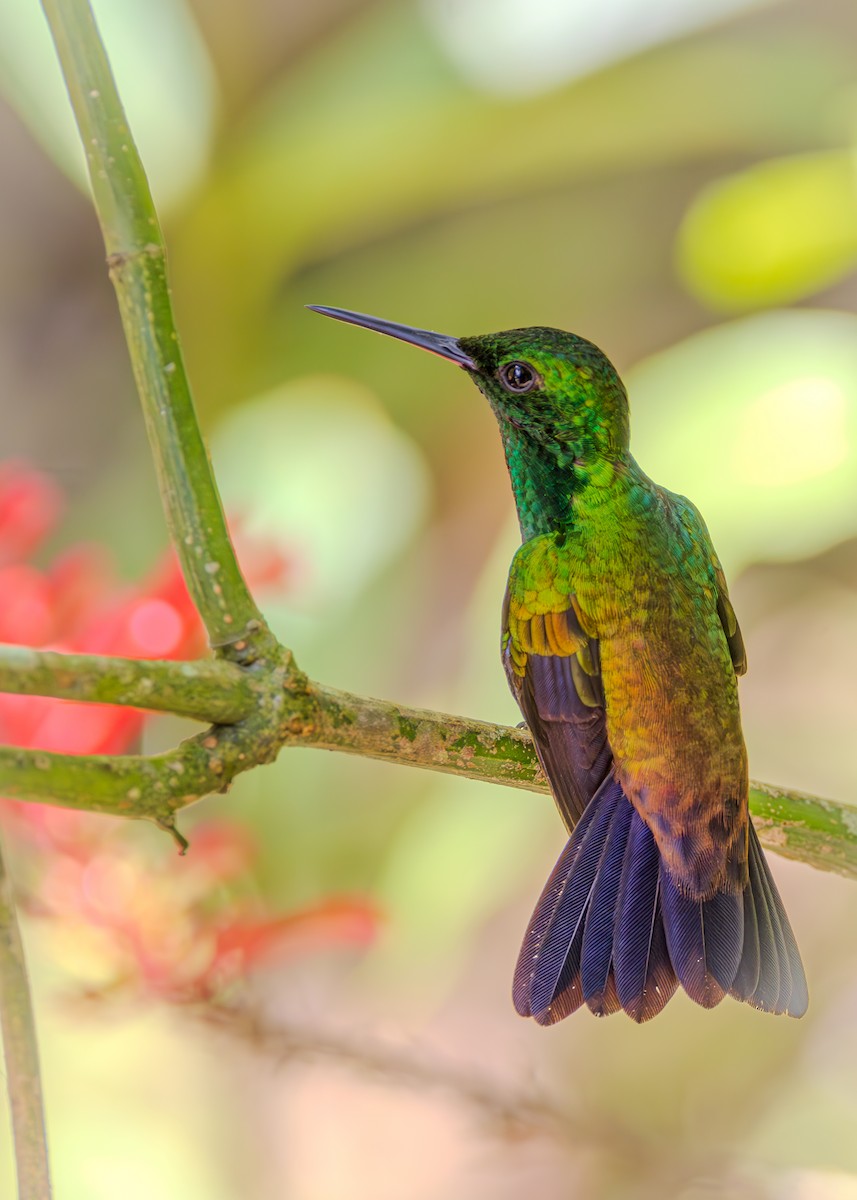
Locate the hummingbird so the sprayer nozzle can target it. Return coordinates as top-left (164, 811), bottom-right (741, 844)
top-left (308, 305), bottom-right (808, 1023)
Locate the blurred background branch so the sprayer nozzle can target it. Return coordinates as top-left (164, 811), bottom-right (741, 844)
top-left (200, 998), bottom-right (578, 1144)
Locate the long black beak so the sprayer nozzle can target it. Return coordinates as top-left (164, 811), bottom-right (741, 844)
top-left (307, 305), bottom-right (476, 370)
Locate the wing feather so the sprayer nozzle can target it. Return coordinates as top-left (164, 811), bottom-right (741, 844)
top-left (503, 536), bottom-right (611, 829)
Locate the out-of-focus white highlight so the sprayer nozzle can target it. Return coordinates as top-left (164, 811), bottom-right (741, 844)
top-left (423, 0), bottom-right (776, 95)
top-left (0, 0), bottom-right (217, 212)
top-left (629, 309), bottom-right (857, 573)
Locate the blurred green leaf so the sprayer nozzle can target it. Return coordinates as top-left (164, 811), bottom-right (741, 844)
top-left (630, 309), bottom-right (857, 573)
top-left (677, 150), bottom-right (857, 311)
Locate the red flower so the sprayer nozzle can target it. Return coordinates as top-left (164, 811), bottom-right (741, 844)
top-left (0, 466), bottom-right (293, 754)
top-left (0, 462), bottom-right (381, 1000)
top-left (35, 816), bottom-right (381, 1002)
top-left (0, 460), bottom-right (63, 568)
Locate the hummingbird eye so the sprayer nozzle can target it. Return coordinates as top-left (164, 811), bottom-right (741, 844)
top-left (499, 361), bottom-right (539, 393)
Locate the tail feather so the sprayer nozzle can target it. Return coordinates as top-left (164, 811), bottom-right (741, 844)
top-left (539, 785), bottom-right (630, 1023)
top-left (581, 797), bottom-right (632, 1015)
top-left (660, 874), bottom-right (743, 1007)
top-left (759, 839), bottom-right (808, 1017)
top-left (732, 828), bottom-right (779, 1009)
top-left (613, 812), bottom-right (678, 1022)
top-left (731, 825), bottom-right (807, 1017)
top-left (512, 789), bottom-right (602, 1017)
top-left (526, 785), bottom-right (617, 1020)
top-left (514, 783), bottom-right (807, 1023)
top-left (633, 894), bottom-right (679, 1021)
top-left (532, 929), bottom-right (585, 1024)
top-left (730, 871), bottom-right (761, 1001)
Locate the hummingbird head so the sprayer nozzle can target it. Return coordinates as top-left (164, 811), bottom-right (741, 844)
top-left (307, 307), bottom-right (630, 465)
top-left (457, 326), bottom-right (630, 463)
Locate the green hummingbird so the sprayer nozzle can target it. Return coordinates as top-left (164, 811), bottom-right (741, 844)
top-left (309, 305), bottom-right (808, 1023)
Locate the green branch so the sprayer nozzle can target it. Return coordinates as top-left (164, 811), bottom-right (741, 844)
top-left (0, 645), bottom-right (255, 724)
top-left (1, 652), bottom-right (855, 881)
top-left (40, 0), bottom-right (270, 657)
top-left (0, 833), bottom-right (52, 1200)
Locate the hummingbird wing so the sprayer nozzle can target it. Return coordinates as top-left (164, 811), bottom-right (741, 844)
top-left (712, 555), bottom-right (747, 676)
top-left (502, 563), bottom-right (611, 830)
top-left (672, 495), bottom-right (747, 677)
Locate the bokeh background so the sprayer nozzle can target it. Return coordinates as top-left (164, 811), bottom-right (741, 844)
top-left (2, 0), bottom-right (857, 1196)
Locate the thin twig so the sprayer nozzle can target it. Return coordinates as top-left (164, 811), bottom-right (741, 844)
top-left (40, 0), bottom-right (270, 657)
top-left (0, 831), bottom-right (52, 1199)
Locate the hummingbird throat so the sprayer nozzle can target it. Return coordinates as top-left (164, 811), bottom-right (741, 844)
top-left (501, 422), bottom-right (591, 542)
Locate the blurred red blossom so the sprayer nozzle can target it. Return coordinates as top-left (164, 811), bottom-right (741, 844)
top-left (0, 461), bottom-right (381, 1000)
top-left (0, 459), bottom-right (64, 568)
top-left (33, 816), bottom-right (381, 1003)
top-left (0, 461), bottom-right (295, 755)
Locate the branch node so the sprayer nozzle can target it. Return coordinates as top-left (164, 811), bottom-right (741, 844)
top-left (211, 619), bottom-right (277, 665)
top-left (106, 242), bottom-right (163, 275)
top-left (156, 815), bottom-right (189, 856)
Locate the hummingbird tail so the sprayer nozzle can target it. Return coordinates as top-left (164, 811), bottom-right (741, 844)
top-left (513, 782), bottom-right (807, 1023)
top-left (512, 776), bottom-right (679, 1023)
top-left (727, 822), bottom-right (808, 1016)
